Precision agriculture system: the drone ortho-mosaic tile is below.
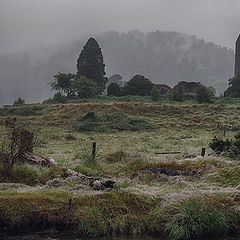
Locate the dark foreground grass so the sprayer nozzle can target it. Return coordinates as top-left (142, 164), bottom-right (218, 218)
top-left (0, 190), bottom-right (239, 239)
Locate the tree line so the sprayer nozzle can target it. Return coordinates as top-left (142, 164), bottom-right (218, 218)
top-left (48, 37), bottom-right (217, 104)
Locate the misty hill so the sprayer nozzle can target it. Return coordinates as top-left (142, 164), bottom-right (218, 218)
top-left (0, 30), bottom-right (234, 104)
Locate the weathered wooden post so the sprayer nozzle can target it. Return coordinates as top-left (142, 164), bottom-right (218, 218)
top-left (92, 142), bottom-right (96, 160)
top-left (201, 148), bottom-right (206, 157)
top-left (223, 127), bottom-right (226, 137)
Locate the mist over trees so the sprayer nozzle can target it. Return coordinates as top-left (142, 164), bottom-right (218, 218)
top-left (0, 30), bottom-right (234, 105)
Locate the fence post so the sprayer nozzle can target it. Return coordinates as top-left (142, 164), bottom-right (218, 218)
top-left (201, 148), bottom-right (206, 157)
top-left (92, 142), bottom-right (96, 160)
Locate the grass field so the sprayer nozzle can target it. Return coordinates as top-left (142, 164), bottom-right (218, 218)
top-left (0, 99), bottom-right (239, 239)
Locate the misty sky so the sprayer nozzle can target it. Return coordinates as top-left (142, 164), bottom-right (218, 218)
top-left (0, 0), bottom-right (239, 54)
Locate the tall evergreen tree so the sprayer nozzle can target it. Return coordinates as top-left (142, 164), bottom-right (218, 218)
top-left (77, 38), bottom-right (107, 94)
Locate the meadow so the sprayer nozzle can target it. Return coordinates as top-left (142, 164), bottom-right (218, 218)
top-left (0, 97), bottom-right (239, 239)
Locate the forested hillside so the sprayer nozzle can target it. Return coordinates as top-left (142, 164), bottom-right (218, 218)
top-left (0, 30), bottom-right (234, 104)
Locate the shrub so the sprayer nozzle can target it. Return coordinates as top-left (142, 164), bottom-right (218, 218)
top-left (13, 97), bottom-right (25, 106)
top-left (224, 74), bottom-right (240, 97)
top-left (209, 133), bottom-right (240, 158)
top-left (72, 112), bottom-right (156, 132)
top-left (107, 82), bottom-right (121, 97)
top-left (171, 85), bottom-right (184, 101)
top-left (196, 85), bottom-right (212, 103)
top-left (122, 75), bottom-right (153, 96)
top-left (151, 86), bottom-right (160, 101)
top-left (52, 92), bottom-right (67, 103)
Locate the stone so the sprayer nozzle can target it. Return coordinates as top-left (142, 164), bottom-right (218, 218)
top-left (235, 34), bottom-right (240, 76)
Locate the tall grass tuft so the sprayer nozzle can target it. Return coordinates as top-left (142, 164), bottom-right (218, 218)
top-left (148, 193), bottom-right (235, 239)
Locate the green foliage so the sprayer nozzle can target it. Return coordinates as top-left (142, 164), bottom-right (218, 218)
top-left (51, 72), bottom-right (75, 98)
top-left (72, 112), bottom-right (156, 132)
top-left (71, 76), bottom-right (98, 99)
top-left (148, 194), bottom-right (234, 239)
top-left (209, 133), bottom-right (240, 158)
top-left (13, 97), bottom-right (25, 106)
top-left (79, 146), bottom-right (100, 165)
top-left (151, 86), bottom-right (161, 101)
top-left (171, 85), bottom-right (184, 101)
top-left (122, 75), bottom-right (153, 96)
top-left (0, 105), bottom-right (46, 116)
top-left (0, 163), bottom-right (64, 186)
top-left (77, 38), bottom-right (107, 94)
top-left (107, 82), bottom-right (121, 97)
top-left (52, 92), bottom-right (67, 103)
top-left (196, 85), bottom-right (212, 103)
top-left (224, 74), bottom-right (240, 98)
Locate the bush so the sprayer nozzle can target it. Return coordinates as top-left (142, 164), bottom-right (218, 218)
top-left (107, 82), bottom-right (121, 97)
top-left (209, 133), bottom-right (240, 158)
top-left (72, 112), bottom-right (156, 132)
top-left (52, 92), bottom-right (67, 103)
top-left (122, 75), bottom-right (153, 96)
top-left (171, 86), bottom-right (184, 101)
top-left (196, 85), bottom-right (212, 103)
top-left (13, 97), bottom-right (25, 106)
top-left (224, 74), bottom-right (240, 97)
top-left (151, 86), bottom-right (160, 101)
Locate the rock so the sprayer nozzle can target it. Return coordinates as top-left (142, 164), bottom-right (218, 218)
top-left (90, 180), bottom-right (105, 190)
top-left (101, 180), bottom-right (116, 188)
top-left (46, 178), bottom-right (64, 187)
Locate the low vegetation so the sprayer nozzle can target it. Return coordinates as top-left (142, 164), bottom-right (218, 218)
top-left (0, 98), bottom-right (240, 238)
top-left (72, 111), bottom-right (156, 132)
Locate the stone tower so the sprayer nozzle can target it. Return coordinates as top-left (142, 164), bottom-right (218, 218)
top-left (235, 34), bottom-right (240, 76)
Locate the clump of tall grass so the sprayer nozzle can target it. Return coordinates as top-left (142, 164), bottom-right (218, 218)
top-left (105, 151), bottom-right (127, 163)
top-left (74, 206), bottom-right (107, 237)
top-left (148, 193), bottom-right (236, 239)
top-left (0, 163), bottom-right (64, 186)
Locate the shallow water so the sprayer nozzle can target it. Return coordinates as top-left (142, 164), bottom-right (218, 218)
top-left (1, 233), bottom-right (240, 240)
top-left (0, 234), bottom-right (157, 240)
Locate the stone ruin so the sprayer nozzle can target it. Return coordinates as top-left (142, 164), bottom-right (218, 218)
top-left (235, 34), bottom-right (240, 76)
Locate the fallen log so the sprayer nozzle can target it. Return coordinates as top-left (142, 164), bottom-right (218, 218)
top-left (21, 152), bottom-right (57, 166)
top-left (155, 152), bottom-right (181, 155)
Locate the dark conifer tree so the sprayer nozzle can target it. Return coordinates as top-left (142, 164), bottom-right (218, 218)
top-left (77, 38), bottom-right (107, 94)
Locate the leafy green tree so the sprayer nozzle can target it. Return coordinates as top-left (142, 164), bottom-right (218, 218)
top-left (51, 72), bottom-right (75, 98)
top-left (171, 85), bottom-right (184, 101)
top-left (196, 85), bottom-right (212, 103)
top-left (107, 83), bottom-right (121, 97)
top-left (71, 76), bottom-right (98, 99)
top-left (122, 75), bottom-right (153, 96)
top-left (52, 92), bottom-right (67, 103)
top-left (13, 97), bottom-right (25, 105)
top-left (77, 38), bottom-right (107, 94)
top-left (151, 86), bottom-right (160, 101)
top-left (224, 74), bottom-right (240, 97)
